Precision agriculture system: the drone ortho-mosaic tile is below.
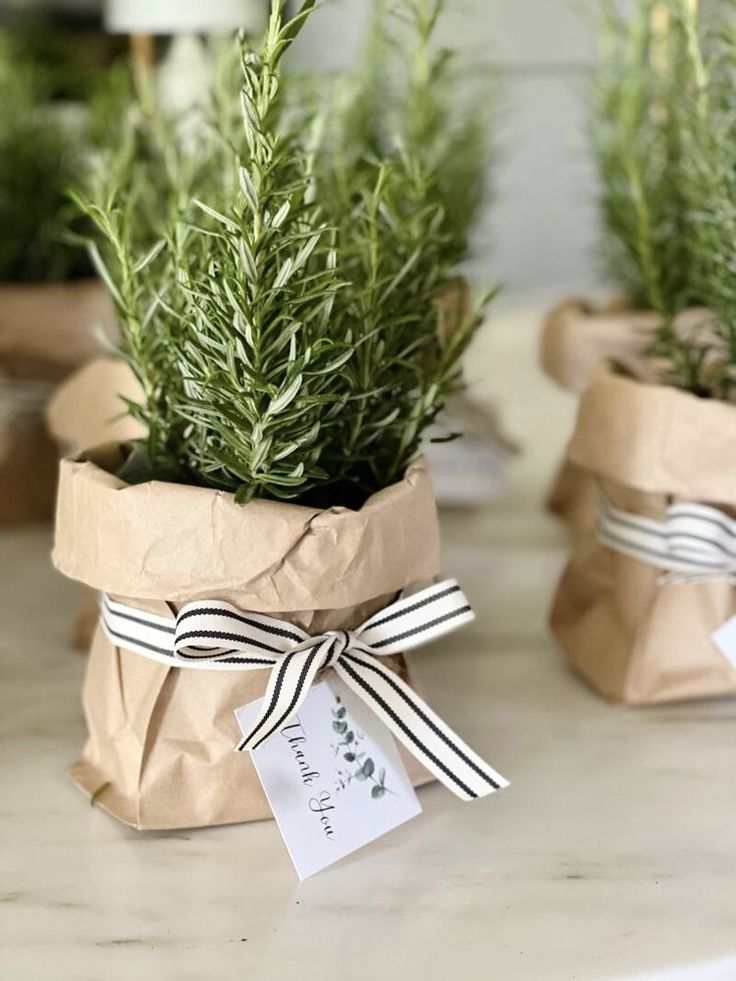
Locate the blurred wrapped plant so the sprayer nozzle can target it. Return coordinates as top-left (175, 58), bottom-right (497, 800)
top-left (75, 0), bottom-right (496, 507)
top-left (591, 0), bottom-right (718, 392)
top-left (323, 0), bottom-right (497, 270)
top-left (675, 2), bottom-right (736, 398)
top-left (594, 1), bottom-right (691, 313)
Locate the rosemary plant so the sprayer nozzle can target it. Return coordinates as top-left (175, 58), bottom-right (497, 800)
top-left (77, 0), bottom-right (494, 507)
top-left (396, 0), bottom-right (494, 269)
top-left (323, 0), bottom-right (495, 270)
top-left (307, 0), bottom-right (498, 493)
top-left (75, 102), bottom-right (212, 481)
top-left (675, 2), bottom-right (736, 398)
top-left (591, 0), bottom-right (709, 391)
top-left (594, 0), bottom-right (736, 398)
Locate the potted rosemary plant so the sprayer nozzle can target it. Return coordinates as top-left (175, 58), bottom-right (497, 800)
top-left (550, 0), bottom-right (736, 704)
top-left (0, 31), bottom-right (118, 522)
top-left (53, 0), bottom-right (507, 830)
top-left (542, 0), bottom-right (706, 531)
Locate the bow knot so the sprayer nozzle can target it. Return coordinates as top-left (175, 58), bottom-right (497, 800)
top-left (100, 580), bottom-right (509, 801)
top-left (319, 630), bottom-right (355, 668)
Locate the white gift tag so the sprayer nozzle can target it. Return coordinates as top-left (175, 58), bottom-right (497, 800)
top-left (712, 616), bottom-right (736, 668)
top-left (235, 677), bottom-right (422, 880)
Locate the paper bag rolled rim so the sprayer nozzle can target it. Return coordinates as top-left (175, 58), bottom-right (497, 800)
top-left (540, 298), bottom-right (713, 395)
top-left (52, 444), bottom-right (442, 612)
top-left (539, 298), bottom-right (654, 393)
top-left (568, 363), bottom-right (736, 503)
top-left (0, 278), bottom-right (116, 375)
top-left (46, 357), bottom-right (145, 455)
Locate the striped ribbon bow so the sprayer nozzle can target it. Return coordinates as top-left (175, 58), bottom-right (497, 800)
top-left (598, 498), bottom-right (736, 584)
top-left (100, 580), bottom-right (508, 801)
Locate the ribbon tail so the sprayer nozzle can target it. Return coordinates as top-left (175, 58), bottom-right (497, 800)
top-left (358, 579), bottom-right (475, 655)
top-left (236, 640), bottom-right (330, 753)
top-left (334, 651), bottom-right (509, 801)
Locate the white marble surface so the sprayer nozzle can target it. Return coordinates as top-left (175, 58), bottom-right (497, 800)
top-left (4, 296), bottom-right (736, 981)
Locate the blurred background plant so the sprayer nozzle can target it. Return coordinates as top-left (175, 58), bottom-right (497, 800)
top-left (591, 0), bottom-right (736, 400)
top-left (321, 0), bottom-right (497, 272)
top-left (591, 0), bottom-right (709, 392)
top-left (0, 27), bottom-right (128, 283)
top-left (676, 0), bottom-right (736, 399)
top-left (593, 0), bottom-right (693, 317)
top-left (310, 0), bottom-right (499, 496)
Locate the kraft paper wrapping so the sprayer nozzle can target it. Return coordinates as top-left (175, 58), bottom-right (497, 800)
top-left (47, 357), bottom-right (145, 456)
top-left (541, 299), bottom-right (655, 534)
top-left (550, 365), bottom-right (736, 705)
top-left (47, 359), bottom-right (144, 646)
top-left (53, 446), bottom-right (440, 829)
top-left (0, 279), bottom-right (116, 381)
top-left (541, 300), bottom-right (713, 534)
top-left (0, 279), bottom-right (116, 523)
top-left (540, 298), bottom-right (662, 396)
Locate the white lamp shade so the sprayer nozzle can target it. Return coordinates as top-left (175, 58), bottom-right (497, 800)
top-left (105, 0), bottom-right (265, 34)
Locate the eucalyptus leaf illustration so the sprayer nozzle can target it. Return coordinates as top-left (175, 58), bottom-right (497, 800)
top-left (331, 692), bottom-right (392, 799)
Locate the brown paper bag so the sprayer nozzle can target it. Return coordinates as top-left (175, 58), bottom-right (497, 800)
top-left (550, 364), bottom-right (736, 704)
top-left (540, 298), bottom-right (661, 395)
top-left (47, 357), bottom-right (145, 456)
top-left (53, 446), bottom-right (439, 829)
top-left (541, 299), bottom-right (661, 534)
top-left (541, 300), bottom-right (714, 534)
top-left (0, 280), bottom-right (116, 524)
top-left (0, 279), bottom-right (116, 380)
top-left (47, 358), bottom-right (144, 647)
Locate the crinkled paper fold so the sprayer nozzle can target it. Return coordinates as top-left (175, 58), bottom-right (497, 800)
top-left (541, 300), bottom-right (721, 535)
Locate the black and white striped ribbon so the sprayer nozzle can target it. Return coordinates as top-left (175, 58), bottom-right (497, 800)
top-left (598, 498), bottom-right (736, 583)
top-left (100, 580), bottom-right (508, 801)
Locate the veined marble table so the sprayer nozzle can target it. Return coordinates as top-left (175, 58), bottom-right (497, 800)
top-left (3, 294), bottom-right (736, 981)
